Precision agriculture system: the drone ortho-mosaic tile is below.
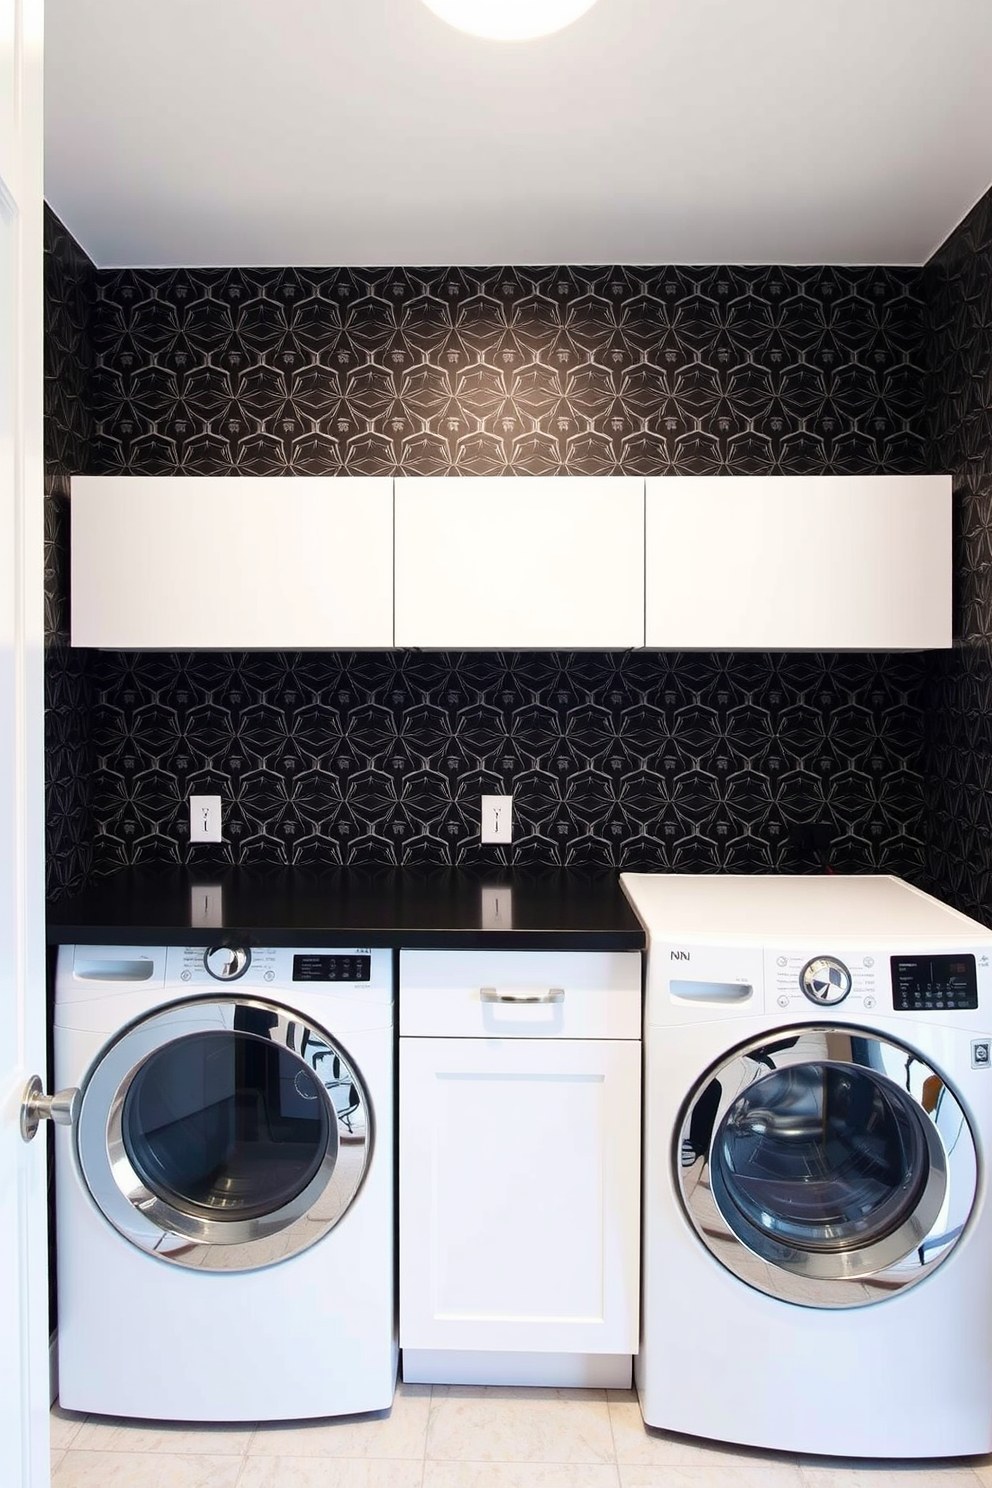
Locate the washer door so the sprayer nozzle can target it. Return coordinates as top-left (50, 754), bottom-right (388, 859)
top-left (677, 1025), bottom-right (977, 1307)
top-left (76, 997), bottom-right (372, 1271)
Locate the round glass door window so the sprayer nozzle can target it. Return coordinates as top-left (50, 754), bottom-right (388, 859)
top-left (120, 1028), bottom-right (335, 1224)
top-left (677, 1027), bottom-right (976, 1307)
top-left (78, 998), bottom-right (372, 1271)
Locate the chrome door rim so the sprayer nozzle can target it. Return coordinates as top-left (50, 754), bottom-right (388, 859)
top-left (676, 1024), bottom-right (977, 1308)
top-left (77, 996), bottom-right (372, 1271)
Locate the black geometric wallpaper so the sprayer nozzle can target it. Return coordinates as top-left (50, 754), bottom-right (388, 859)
top-left (922, 184), bottom-right (992, 925)
top-left (81, 646), bottom-right (929, 877)
top-left (44, 208), bottom-right (95, 897)
top-left (44, 245), bottom-right (943, 886)
top-left (86, 265), bottom-right (928, 479)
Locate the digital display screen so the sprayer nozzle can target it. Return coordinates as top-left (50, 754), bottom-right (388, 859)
top-left (292, 954), bottom-right (371, 983)
top-left (890, 955), bottom-right (978, 1011)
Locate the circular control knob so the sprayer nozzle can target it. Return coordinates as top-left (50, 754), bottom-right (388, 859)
top-left (203, 946), bottom-right (251, 981)
top-left (800, 956), bottom-right (852, 1006)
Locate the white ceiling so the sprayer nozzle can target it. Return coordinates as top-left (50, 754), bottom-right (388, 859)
top-left (44, 0), bottom-right (992, 270)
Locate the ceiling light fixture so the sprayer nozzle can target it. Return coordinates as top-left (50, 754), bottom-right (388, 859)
top-left (420, 0), bottom-right (599, 42)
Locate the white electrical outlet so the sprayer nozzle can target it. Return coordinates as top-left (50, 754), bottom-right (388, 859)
top-left (190, 795), bottom-right (223, 843)
top-left (481, 794), bottom-right (513, 844)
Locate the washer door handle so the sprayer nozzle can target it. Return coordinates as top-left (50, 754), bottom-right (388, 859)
top-left (20, 1075), bottom-right (80, 1142)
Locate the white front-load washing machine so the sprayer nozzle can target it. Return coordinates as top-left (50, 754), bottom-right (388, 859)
top-left (54, 942), bottom-right (396, 1421)
top-left (621, 873), bottom-right (992, 1459)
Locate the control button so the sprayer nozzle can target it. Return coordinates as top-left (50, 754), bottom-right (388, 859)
top-left (180, 970), bottom-right (191, 982)
top-left (777, 995), bottom-right (790, 1008)
top-left (864, 956), bottom-right (874, 968)
top-left (203, 946), bottom-right (251, 981)
top-left (776, 956), bottom-right (787, 968)
top-left (863, 995), bottom-right (876, 1010)
top-left (264, 970), bottom-right (275, 981)
top-left (800, 956), bottom-right (852, 1006)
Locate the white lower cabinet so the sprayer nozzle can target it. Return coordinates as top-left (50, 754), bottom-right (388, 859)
top-left (399, 949), bottom-right (642, 1387)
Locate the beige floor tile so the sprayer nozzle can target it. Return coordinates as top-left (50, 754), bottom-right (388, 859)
top-left (51, 1404), bottom-right (88, 1449)
top-left (800, 1470), bottom-right (981, 1487)
top-left (51, 1450), bottom-right (243, 1487)
top-left (424, 1463), bottom-right (620, 1488)
top-left (69, 1415), bottom-right (254, 1455)
top-left (619, 1466), bottom-right (806, 1488)
top-left (51, 1450), bottom-right (66, 1475)
top-left (426, 1386), bottom-right (615, 1465)
top-left (610, 1401), bottom-right (798, 1468)
top-left (969, 1463), bottom-right (992, 1485)
top-left (250, 1382), bottom-right (431, 1460)
top-left (239, 1459), bottom-right (425, 1488)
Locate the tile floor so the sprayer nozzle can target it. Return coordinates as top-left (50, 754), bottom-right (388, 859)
top-left (49, 1384), bottom-right (992, 1488)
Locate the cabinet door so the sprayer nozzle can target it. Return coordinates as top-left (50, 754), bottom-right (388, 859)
top-left (399, 1036), bottom-right (641, 1355)
top-left (645, 474), bottom-right (951, 650)
top-left (394, 477), bottom-right (644, 647)
top-left (70, 476), bottom-right (394, 648)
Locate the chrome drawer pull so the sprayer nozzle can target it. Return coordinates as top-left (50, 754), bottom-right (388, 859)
top-left (480, 987), bottom-right (565, 1004)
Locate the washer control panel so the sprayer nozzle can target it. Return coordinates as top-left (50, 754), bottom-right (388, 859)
top-left (167, 946), bottom-right (384, 992)
top-left (292, 954), bottom-right (371, 983)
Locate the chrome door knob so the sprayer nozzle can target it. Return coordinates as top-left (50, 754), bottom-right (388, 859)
top-left (20, 1075), bottom-right (80, 1142)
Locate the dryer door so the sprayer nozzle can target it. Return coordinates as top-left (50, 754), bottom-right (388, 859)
top-left (677, 1025), bottom-right (977, 1307)
top-left (75, 997), bottom-right (372, 1271)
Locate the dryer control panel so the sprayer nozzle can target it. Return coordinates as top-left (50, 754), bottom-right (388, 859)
top-left (771, 950), bottom-right (879, 1014)
top-left (769, 946), bottom-right (987, 1017)
top-left (891, 954), bottom-right (978, 1012)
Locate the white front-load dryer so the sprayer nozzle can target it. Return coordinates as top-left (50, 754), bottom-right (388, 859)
top-left (621, 873), bottom-right (992, 1459)
top-left (54, 943), bottom-right (396, 1421)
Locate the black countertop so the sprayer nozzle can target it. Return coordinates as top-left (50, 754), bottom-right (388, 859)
top-left (46, 866), bottom-right (646, 951)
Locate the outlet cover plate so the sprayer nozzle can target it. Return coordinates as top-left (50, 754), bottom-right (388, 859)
top-left (189, 794), bottom-right (223, 843)
top-left (481, 794), bottom-right (513, 844)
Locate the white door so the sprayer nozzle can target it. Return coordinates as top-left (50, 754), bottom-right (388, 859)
top-left (399, 1035), bottom-right (641, 1355)
top-left (0, 1), bottom-right (51, 1485)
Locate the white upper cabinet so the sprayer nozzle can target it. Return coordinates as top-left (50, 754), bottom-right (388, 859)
top-left (70, 473), bottom-right (953, 652)
top-left (394, 477), bottom-right (645, 649)
top-left (645, 474), bottom-right (952, 650)
top-left (70, 476), bottom-right (394, 649)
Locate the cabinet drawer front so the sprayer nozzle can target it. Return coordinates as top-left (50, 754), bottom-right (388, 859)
top-left (399, 950), bottom-right (641, 1038)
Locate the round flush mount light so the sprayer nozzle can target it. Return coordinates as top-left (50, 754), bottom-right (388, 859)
top-left (420, 0), bottom-right (599, 41)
